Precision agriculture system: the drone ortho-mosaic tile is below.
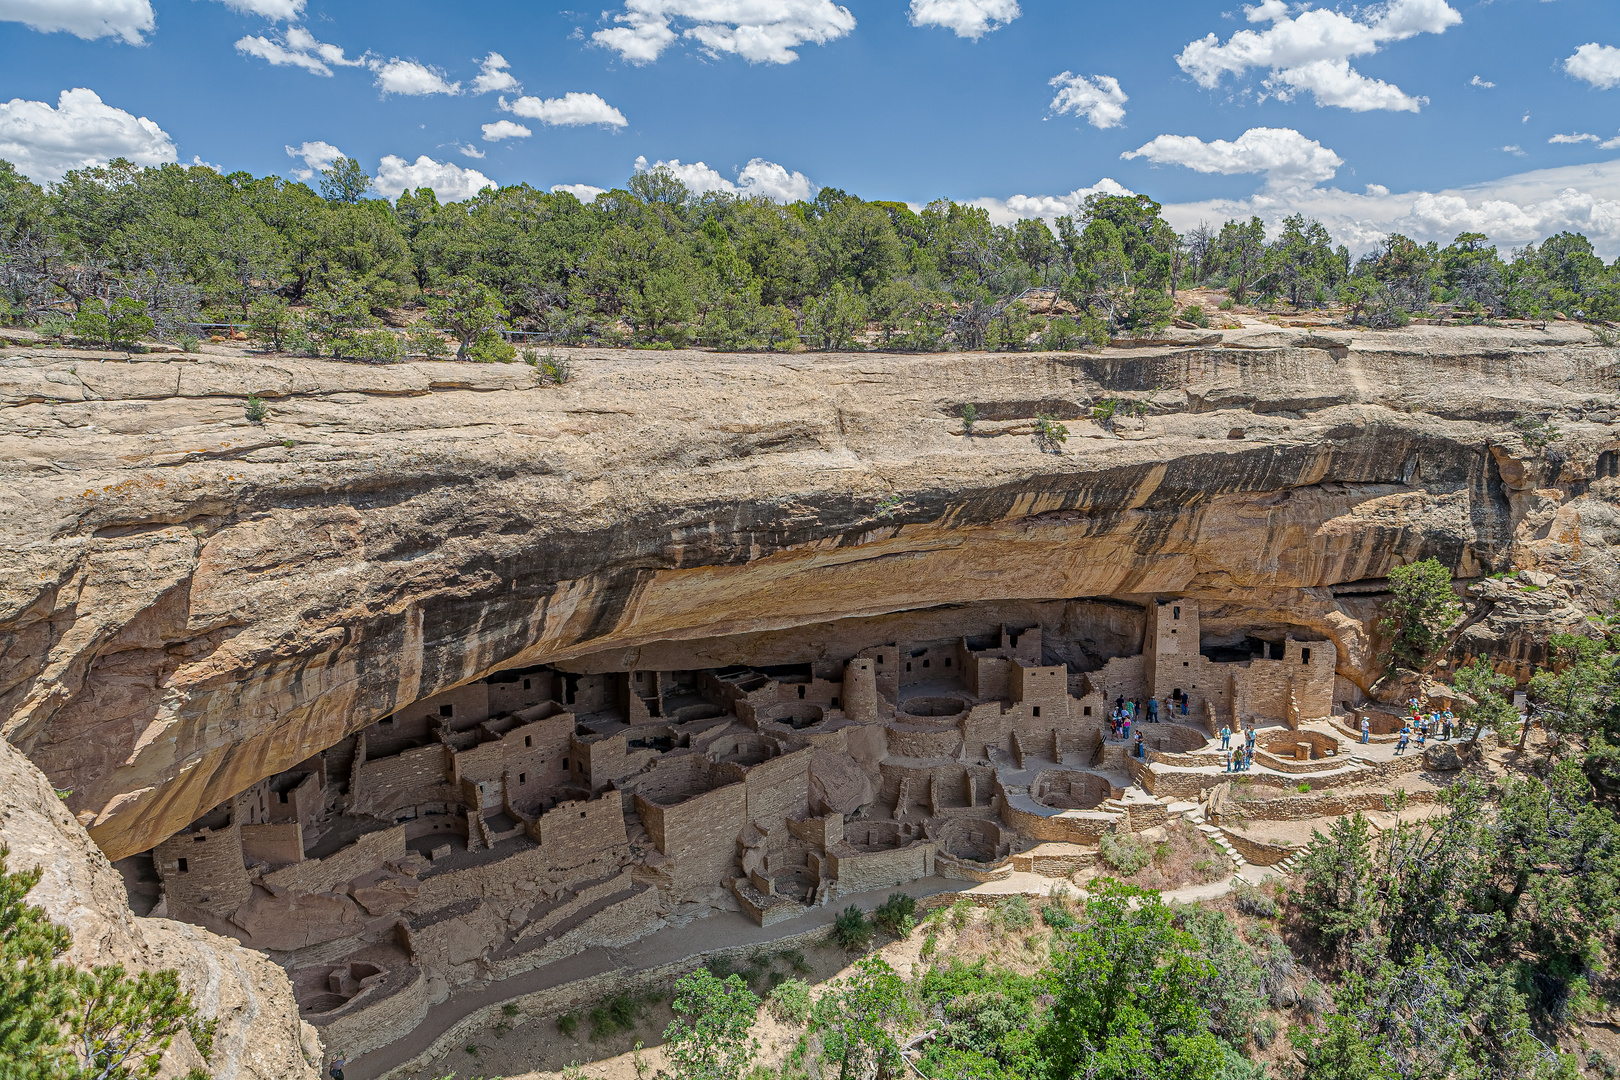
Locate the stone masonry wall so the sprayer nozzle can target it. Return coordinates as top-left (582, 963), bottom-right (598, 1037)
top-left (264, 826), bottom-right (407, 896)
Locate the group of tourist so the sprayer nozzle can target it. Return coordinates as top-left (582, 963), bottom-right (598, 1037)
top-left (1393, 697), bottom-right (1456, 754)
top-left (1221, 724), bottom-right (1258, 771)
top-left (1110, 694), bottom-right (1187, 740)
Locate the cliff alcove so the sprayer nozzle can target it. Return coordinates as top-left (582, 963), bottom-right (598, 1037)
top-left (3, 320), bottom-right (1618, 1066)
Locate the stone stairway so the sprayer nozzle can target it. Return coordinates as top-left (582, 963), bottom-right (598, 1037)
top-left (1179, 801), bottom-right (1246, 871)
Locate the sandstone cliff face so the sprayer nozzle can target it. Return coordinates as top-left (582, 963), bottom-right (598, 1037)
top-left (0, 737), bottom-right (322, 1080)
top-left (1, 322), bottom-right (1615, 859)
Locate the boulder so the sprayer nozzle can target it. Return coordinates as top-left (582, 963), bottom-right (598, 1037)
top-left (1423, 743), bottom-right (1464, 771)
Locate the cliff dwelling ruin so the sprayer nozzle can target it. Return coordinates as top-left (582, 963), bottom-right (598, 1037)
top-left (112, 597), bottom-right (1356, 1057)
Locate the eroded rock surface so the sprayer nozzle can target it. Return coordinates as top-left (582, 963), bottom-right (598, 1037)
top-left (0, 737), bottom-right (321, 1080)
top-left (2, 322), bottom-right (1617, 859)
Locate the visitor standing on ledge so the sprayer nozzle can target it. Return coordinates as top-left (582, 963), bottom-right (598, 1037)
top-left (1220, 724), bottom-right (1232, 750)
top-left (1396, 725), bottom-right (1411, 755)
top-left (1360, 716), bottom-right (1371, 744)
top-left (1147, 697), bottom-right (1159, 723)
top-left (1134, 731), bottom-right (1144, 759)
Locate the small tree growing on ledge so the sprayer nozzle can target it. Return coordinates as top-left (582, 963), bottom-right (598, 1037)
top-left (1033, 415), bottom-right (1068, 454)
top-left (1380, 558), bottom-right (1464, 670)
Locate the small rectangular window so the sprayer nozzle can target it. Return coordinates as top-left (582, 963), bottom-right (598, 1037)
top-left (1033, 706), bottom-right (1041, 718)
top-left (906, 662), bottom-right (912, 672)
top-left (562, 758), bottom-right (569, 769)
top-left (519, 772), bottom-right (527, 784)
top-left (581, 811), bottom-right (587, 818)
top-left (1183, 661), bottom-right (1189, 667)
top-left (1173, 605), bottom-right (1181, 620)
top-left (877, 655), bottom-right (884, 664)
top-left (523, 679), bottom-right (531, 690)
top-left (798, 685), bottom-right (805, 699)
top-left (177, 858), bottom-right (188, 873)
top-left (439, 704), bottom-right (454, 717)
top-left (193, 834), bottom-right (207, 842)
top-left (831, 697), bottom-right (840, 708)
top-left (1301, 648), bottom-right (1312, 664)
top-left (525, 735), bottom-right (532, 747)
top-left (1083, 706), bottom-right (1092, 716)
top-left (1170, 629), bottom-right (1176, 635)
top-left (944, 657), bottom-right (952, 667)
top-left (923, 659), bottom-right (930, 668)
top-left (379, 715), bottom-right (394, 725)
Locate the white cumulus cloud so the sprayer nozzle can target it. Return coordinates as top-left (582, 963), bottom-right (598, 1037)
top-left (552, 183), bottom-right (607, 201)
top-left (370, 58), bottom-right (460, 95)
top-left (970, 178), bottom-right (1136, 224)
top-left (373, 155), bottom-right (495, 201)
top-left (1177, 0), bottom-right (1459, 112)
top-left (907, 0), bottom-right (1019, 39)
top-left (501, 93), bottom-right (627, 128)
top-left (456, 142), bottom-right (485, 159)
top-left (481, 119), bottom-right (532, 141)
top-left (0, 88), bottom-right (175, 183)
top-left (1121, 126), bottom-right (1343, 189)
top-left (285, 140), bottom-right (343, 180)
top-left (633, 155), bottom-right (816, 201)
top-left (593, 0), bottom-right (855, 65)
top-left (1565, 43), bottom-right (1620, 90)
top-left (1468, 75), bottom-right (1494, 89)
top-left (1048, 72), bottom-right (1127, 129)
top-left (971, 161), bottom-right (1620, 260)
top-left (0, 0), bottom-right (154, 44)
top-left (1550, 133), bottom-right (1599, 144)
top-left (211, 0), bottom-right (303, 18)
top-left (236, 26), bottom-right (364, 76)
top-left (471, 52), bottom-right (519, 94)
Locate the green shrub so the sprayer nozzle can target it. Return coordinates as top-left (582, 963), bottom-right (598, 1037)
top-left (468, 329), bottom-right (516, 363)
top-left (921, 930), bottom-right (939, 959)
top-left (1218, 298), bottom-right (1235, 311)
top-left (557, 1011), bottom-right (580, 1036)
top-left (178, 332), bottom-right (201, 353)
top-left (990, 895), bottom-right (1033, 933)
top-left (527, 349), bottom-right (574, 385)
top-left (588, 991), bottom-right (657, 1040)
top-left (1041, 903), bottom-right (1077, 930)
top-left (1232, 881), bottom-right (1278, 919)
top-left (1100, 831), bottom-right (1151, 875)
top-left (1181, 304), bottom-right (1209, 328)
top-left (1033, 414), bottom-right (1068, 454)
top-left (947, 898), bottom-right (975, 931)
top-left (961, 402), bottom-right (978, 435)
top-left (830, 905), bottom-right (873, 951)
top-left (773, 947), bottom-right (809, 975)
top-left (408, 325), bottom-right (450, 358)
top-left (348, 329), bottom-right (402, 364)
top-left (873, 893), bottom-right (916, 938)
top-left (767, 978), bottom-right (812, 1026)
top-left (244, 394), bottom-right (269, 423)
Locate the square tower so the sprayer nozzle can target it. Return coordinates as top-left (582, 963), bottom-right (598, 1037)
top-left (1144, 599), bottom-right (1201, 701)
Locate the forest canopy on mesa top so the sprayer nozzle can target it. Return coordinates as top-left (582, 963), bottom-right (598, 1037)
top-left (2, 154), bottom-right (1618, 360)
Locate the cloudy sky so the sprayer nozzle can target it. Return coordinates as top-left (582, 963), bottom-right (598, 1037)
top-left (2, 0), bottom-right (1619, 252)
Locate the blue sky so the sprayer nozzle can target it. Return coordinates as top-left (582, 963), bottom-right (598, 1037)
top-left (3, 0), bottom-right (1619, 251)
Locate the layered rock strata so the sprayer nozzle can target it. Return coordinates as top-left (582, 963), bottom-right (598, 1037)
top-left (1, 321), bottom-right (1615, 860)
top-left (0, 737), bottom-right (321, 1080)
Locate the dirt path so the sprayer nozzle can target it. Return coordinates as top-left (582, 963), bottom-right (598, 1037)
top-left (347, 878), bottom-right (963, 1080)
